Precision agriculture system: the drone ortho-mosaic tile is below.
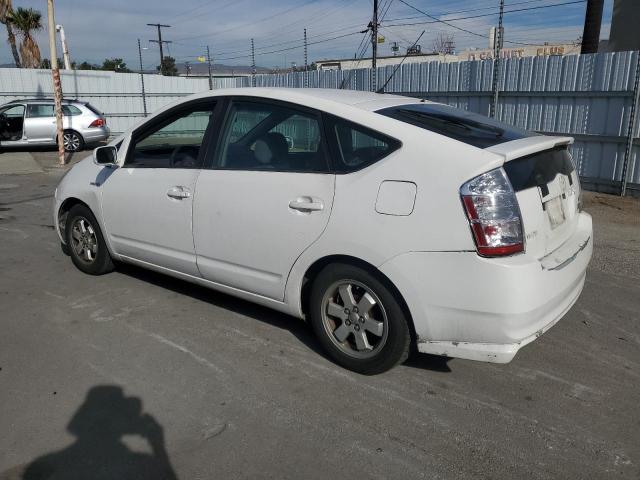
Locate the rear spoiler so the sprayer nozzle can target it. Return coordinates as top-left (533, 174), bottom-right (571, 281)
top-left (485, 136), bottom-right (573, 162)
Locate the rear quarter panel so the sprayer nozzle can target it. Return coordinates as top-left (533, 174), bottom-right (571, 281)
top-left (283, 105), bottom-right (505, 315)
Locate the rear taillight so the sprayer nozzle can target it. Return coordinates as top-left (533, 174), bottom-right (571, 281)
top-left (88, 118), bottom-right (105, 128)
top-left (460, 168), bottom-right (524, 257)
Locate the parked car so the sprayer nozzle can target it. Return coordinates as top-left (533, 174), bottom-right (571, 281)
top-left (0, 99), bottom-right (110, 152)
top-left (53, 88), bottom-right (592, 374)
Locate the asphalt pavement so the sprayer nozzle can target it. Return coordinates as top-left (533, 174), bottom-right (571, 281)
top-left (0, 150), bottom-right (638, 479)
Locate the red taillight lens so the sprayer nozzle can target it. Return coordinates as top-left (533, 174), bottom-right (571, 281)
top-left (88, 118), bottom-right (105, 128)
top-left (460, 168), bottom-right (524, 257)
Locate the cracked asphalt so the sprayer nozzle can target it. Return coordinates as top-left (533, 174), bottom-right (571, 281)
top-left (0, 151), bottom-right (639, 479)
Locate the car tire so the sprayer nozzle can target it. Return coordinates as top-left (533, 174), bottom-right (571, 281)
top-left (65, 204), bottom-right (114, 275)
top-left (63, 130), bottom-right (85, 152)
top-left (309, 263), bottom-right (411, 374)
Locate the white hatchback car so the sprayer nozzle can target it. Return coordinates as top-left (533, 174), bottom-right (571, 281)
top-left (54, 88), bottom-right (592, 374)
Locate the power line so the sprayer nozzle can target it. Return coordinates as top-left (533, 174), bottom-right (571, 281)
top-left (173, 0), bottom-right (318, 42)
top-left (384, 0), bottom-right (587, 29)
top-left (215, 30), bottom-right (362, 61)
top-left (385, 0), bottom-right (559, 22)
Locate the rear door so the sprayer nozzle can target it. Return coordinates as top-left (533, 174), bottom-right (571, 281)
top-left (25, 104), bottom-right (57, 143)
top-left (193, 98), bottom-right (335, 300)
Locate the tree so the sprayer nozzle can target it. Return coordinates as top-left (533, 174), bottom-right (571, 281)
top-left (77, 61), bottom-right (97, 70)
top-left (40, 57), bottom-right (63, 69)
top-left (432, 32), bottom-right (456, 56)
top-left (8, 7), bottom-right (42, 68)
top-left (101, 58), bottom-right (131, 73)
top-left (0, 0), bottom-right (21, 67)
top-left (157, 56), bottom-right (178, 76)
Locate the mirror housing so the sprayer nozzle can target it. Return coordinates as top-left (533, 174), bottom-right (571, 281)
top-left (93, 145), bottom-right (118, 166)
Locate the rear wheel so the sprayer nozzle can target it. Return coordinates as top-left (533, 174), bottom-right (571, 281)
top-left (309, 263), bottom-right (411, 374)
top-left (65, 204), bottom-right (114, 275)
top-left (63, 130), bottom-right (84, 152)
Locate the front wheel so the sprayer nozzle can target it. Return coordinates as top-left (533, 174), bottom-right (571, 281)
top-left (65, 204), bottom-right (114, 275)
top-left (309, 263), bottom-right (411, 374)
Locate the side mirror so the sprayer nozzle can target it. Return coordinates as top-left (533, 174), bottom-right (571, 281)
top-left (93, 145), bottom-right (118, 166)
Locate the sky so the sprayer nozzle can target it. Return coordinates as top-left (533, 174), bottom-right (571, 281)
top-left (1, 0), bottom-right (613, 69)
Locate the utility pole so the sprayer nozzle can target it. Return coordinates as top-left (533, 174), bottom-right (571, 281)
top-left (147, 23), bottom-right (171, 74)
top-left (47, 0), bottom-right (65, 165)
top-left (371, 0), bottom-right (378, 92)
top-left (303, 28), bottom-right (309, 88)
top-left (251, 38), bottom-right (256, 87)
top-left (55, 24), bottom-right (71, 69)
top-left (137, 38), bottom-right (148, 117)
top-left (206, 45), bottom-right (213, 90)
top-left (580, 0), bottom-right (604, 54)
top-left (490, 0), bottom-right (505, 118)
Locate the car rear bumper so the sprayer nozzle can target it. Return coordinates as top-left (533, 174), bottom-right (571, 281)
top-left (81, 126), bottom-right (110, 143)
top-left (379, 211), bottom-right (593, 363)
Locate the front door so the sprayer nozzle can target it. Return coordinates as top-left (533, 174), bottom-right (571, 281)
top-left (193, 99), bottom-right (335, 300)
top-left (0, 104), bottom-right (26, 146)
top-left (24, 103), bottom-right (57, 143)
top-left (101, 100), bottom-right (219, 276)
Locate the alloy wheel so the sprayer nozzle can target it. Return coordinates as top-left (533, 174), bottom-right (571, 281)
top-left (321, 280), bottom-right (389, 359)
top-left (70, 216), bottom-right (98, 264)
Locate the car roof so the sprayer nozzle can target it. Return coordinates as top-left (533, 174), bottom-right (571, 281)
top-left (5, 98), bottom-right (84, 105)
top-left (192, 88), bottom-right (427, 112)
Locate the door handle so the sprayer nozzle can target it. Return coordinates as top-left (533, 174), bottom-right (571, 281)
top-left (289, 197), bottom-right (324, 212)
top-left (167, 186), bottom-right (191, 200)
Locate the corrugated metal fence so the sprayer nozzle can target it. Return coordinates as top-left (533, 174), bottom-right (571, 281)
top-left (1, 51), bottom-right (638, 194)
top-left (0, 68), bottom-right (244, 134)
top-left (255, 51), bottom-right (640, 194)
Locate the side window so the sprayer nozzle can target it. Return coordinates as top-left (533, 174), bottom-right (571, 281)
top-left (125, 103), bottom-right (216, 168)
top-left (27, 104), bottom-right (55, 118)
top-left (217, 101), bottom-right (328, 172)
top-left (1, 105), bottom-right (25, 118)
top-left (62, 105), bottom-right (82, 116)
top-left (327, 117), bottom-right (401, 173)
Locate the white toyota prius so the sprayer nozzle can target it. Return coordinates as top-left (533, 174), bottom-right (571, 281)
top-left (54, 88), bottom-right (592, 374)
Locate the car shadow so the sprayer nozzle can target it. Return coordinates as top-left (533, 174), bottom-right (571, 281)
top-left (115, 263), bottom-right (452, 373)
top-left (115, 262), bottom-right (327, 359)
top-left (4, 385), bottom-right (178, 480)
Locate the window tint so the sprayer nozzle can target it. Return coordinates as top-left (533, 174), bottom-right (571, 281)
top-left (378, 103), bottom-right (535, 149)
top-left (1, 104), bottom-right (25, 118)
top-left (126, 104), bottom-right (215, 168)
top-left (327, 116), bottom-right (400, 172)
top-left (62, 105), bottom-right (82, 116)
top-left (217, 101), bottom-right (328, 172)
top-left (84, 103), bottom-right (102, 116)
top-left (503, 146), bottom-right (575, 194)
top-left (28, 104), bottom-right (55, 118)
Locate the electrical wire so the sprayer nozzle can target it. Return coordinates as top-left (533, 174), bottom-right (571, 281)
top-left (384, 0), bottom-right (587, 29)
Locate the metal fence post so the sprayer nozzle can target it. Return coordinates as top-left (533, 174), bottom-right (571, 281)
top-left (621, 51), bottom-right (640, 196)
top-left (137, 39), bottom-right (148, 117)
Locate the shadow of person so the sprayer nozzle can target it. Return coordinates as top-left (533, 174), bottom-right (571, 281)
top-left (22, 386), bottom-right (178, 480)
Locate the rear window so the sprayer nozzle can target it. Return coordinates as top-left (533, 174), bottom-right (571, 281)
top-left (62, 105), bottom-right (82, 116)
top-left (503, 146), bottom-right (575, 194)
top-left (377, 103), bottom-right (535, 148)
top-left (325, 115), bottom-right (401, 172)
top-left (83, 103), bottom-right (103, 116)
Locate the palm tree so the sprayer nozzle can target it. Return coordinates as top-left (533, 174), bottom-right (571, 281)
top-left (0, 0), bottom-right (21, 67)
top-left (8, 7), bottom-right (42, 68)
